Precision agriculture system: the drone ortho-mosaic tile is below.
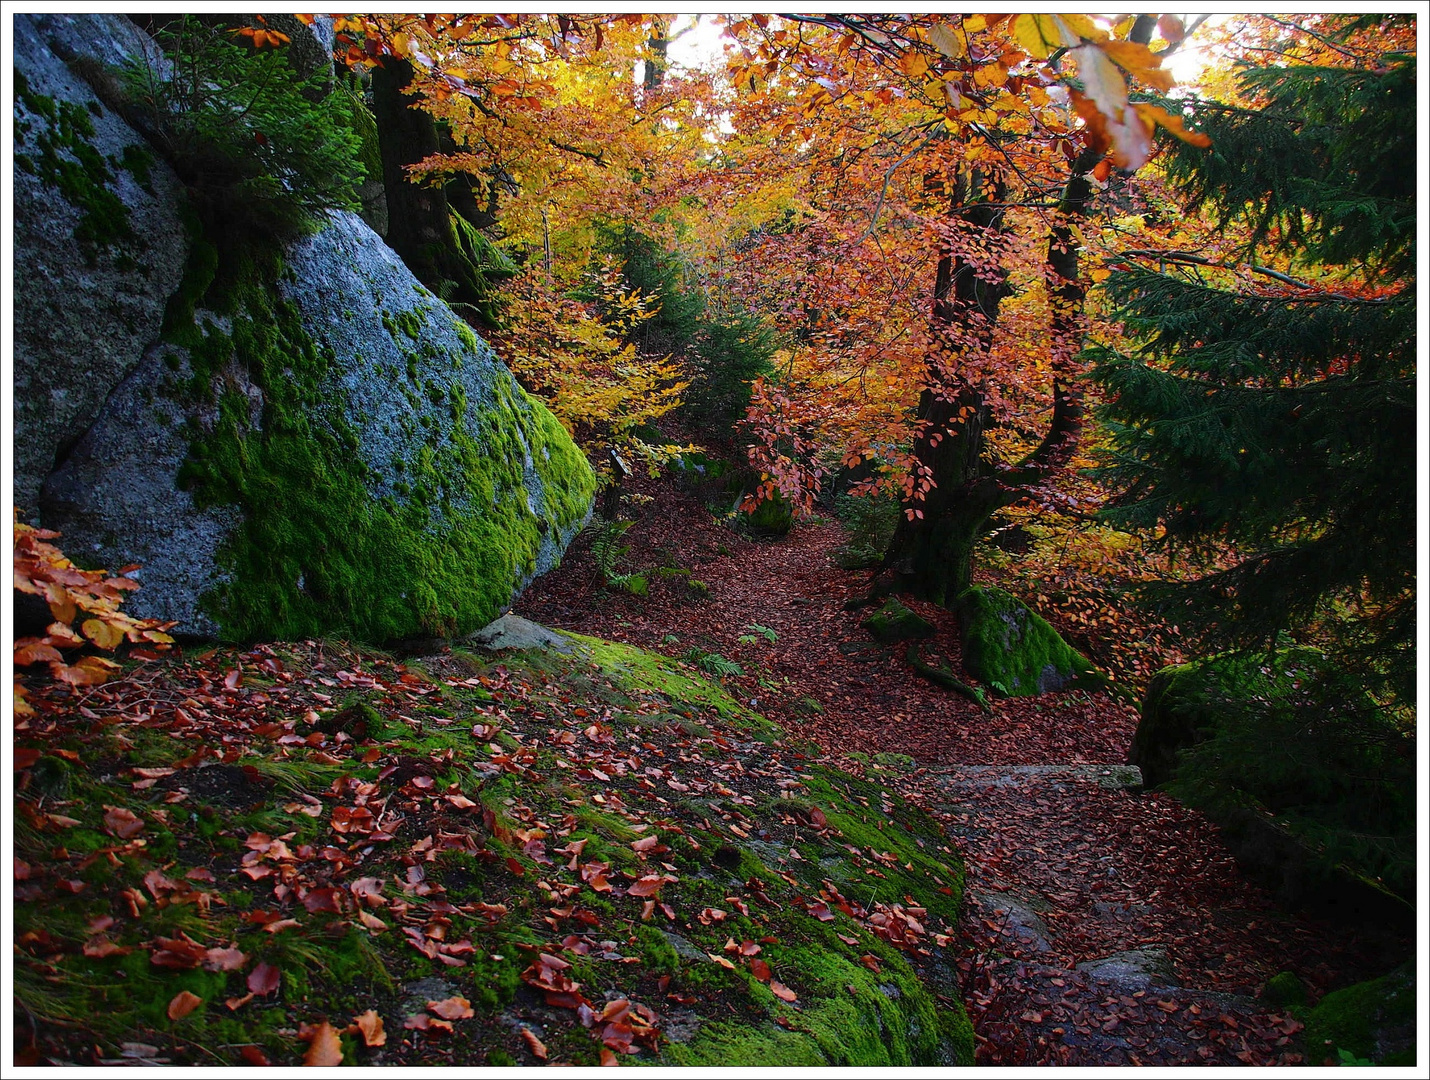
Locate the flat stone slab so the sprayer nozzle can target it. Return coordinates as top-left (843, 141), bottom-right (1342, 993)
top-left (929, 763), bottom-right (1143, 793)
top-left (464, 613), bottom-right (574, 654)
top-left (1077, 947), bottom-right (1181, 990)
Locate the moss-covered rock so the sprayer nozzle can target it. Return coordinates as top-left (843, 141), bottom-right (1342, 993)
top-left (743, 491), bottom-right (793, 536)
top-left (1302, 963), bottom-right (1416, 1066)
top-left (41, 213), bottom-right (595, 641)
top-left (1260, 971), bottom-right (1308, 1009)
top-left (955, 586), bottom-right (1095, 697)
top-left (861, 599), bottom-right (934, 644)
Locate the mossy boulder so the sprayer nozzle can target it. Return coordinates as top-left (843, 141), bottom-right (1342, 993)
top-left (743, 490), bottom-right (793, 535)
top-left (40, 213), bottom-right (596, 640)
top-left (861, 599), bottom-right (934, 644)
top-left (955, 586), bottom-right (1094, 697)
top-left (1260, 971), bottom-right (1308, 1009)
top-left (1303, 963), bottom-right (1416, 1066)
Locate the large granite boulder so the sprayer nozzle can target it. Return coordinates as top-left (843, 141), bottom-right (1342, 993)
top-left (19, 14), bottom-right (597, 641)
top-left (12, 13), bottom-right (190, 510)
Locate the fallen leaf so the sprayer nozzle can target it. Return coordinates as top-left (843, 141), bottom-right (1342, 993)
top-left (750, 957), bottom-right (773, 982)
top-left (354, 1010), bottom-right (386, 1047)
top-left (203, 946), bottom-right (248, 972)
top-left (239, 1045), bottom-right (270, 1066)
top-left (103, 807), bottom-right (145, 839)
top-left (427, 996), bottom-right (474, 1020)
top-left (248, 962), bottom-right (282, 996)
top-left (167, 990), bottom-right (203, 1021)
top-left (521, 1028), bottom-right (548, 1060)
top-left (770, 981), bottom-right (798, 1002)
top-left (303, 1021), bottom-right (344, 1066)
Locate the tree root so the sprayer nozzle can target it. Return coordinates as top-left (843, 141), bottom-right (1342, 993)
top-left (906, 642), bottom-right (989, 711)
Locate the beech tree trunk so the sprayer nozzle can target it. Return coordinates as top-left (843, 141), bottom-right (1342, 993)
top-left (370, 58), bottom-right (500, 323)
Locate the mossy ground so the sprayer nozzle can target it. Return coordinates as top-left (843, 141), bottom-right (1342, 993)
top-left (15, 632), bottom-right (971, 1067)
top-left (161, 229), bottom-right (595, 643)
top-left (1300, 964), bottom-right (1416, 1066)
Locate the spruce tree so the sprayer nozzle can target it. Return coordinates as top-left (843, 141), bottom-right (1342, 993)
top-left (1087, 27), bottom-right (1416, 709)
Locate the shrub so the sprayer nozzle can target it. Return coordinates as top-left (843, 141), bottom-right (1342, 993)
top-left (122, 16), bottom-right (365, 244)
top-left (832, 493), bottom-right (899, 570)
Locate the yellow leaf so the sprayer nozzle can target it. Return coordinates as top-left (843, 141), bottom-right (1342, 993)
top-left (962, 14), bottom-right (987, 33)
top-left (972, 63), bottom-right (1009, 89)
top-left (82, 618), bottom-right (126, 650)
top-left (927, 22), bottom-right (965, 59)
top-left (1057, 14), bottom-right (1108, 43)
top-left (898, 49), bottom-right (930, 79)
top-left (1012, 14), bottom-right (1070, 59)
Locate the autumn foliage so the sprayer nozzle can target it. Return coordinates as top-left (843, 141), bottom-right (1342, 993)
top-left (13, 513), bottom-right (174, 714)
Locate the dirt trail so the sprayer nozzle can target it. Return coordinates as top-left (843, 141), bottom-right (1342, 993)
top-left (518, 488), bottom-right (1407, 1065)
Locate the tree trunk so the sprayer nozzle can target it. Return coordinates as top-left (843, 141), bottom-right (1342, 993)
top-left (370, 58), bottom-right (500, 324)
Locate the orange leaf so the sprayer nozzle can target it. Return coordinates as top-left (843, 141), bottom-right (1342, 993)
top-left (750, 957), bottom-right (773, 982)
top-left (354, 1009), bottom-right (386, 1047)
top-left (770, 981), bottom-right (798, 1002)
top-left (521, 1027), bottom-right (548, 1060)
top-left (304, 1021), bottom-right (344, 1066)
top-left (103, 807), bottom-right (145, 839)
top-left (1134, 103), bottom-right (1212, 148)
top-left (167, 990), bottom-right (203, 1021)
top-left (427, 996), bottom-right (474, 1020)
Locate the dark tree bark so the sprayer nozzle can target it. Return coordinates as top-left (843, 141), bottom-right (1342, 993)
top-left (370, 57), bottom-right (501, 324)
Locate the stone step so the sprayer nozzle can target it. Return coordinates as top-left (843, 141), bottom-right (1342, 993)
top-left (927, 763), bottom-right (1144, 793)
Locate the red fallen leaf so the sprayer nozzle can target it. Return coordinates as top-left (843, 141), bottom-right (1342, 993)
top-left (808, 806), bottom-right (828, 828)
top-left (239, 1045), bottom-right (270, 1066)
top-left (14, 748), bottom-right (42, 769)
top-left (631, 836), bottom-right (661, 852)
top-left (203, 946), bottom-right (248, 972)
top-left (521, 1028), bottom-right (548, 1060)
top-left (262, 918), bottom-right (300, 934)
top-left (836, 933), bottom-right (859, 945)
top-left (627, 875), bottom-right (663, 897)
top-left (224, 668), bottom-right (243, 691)
top-left (226, 992), bottom-right (255, 1010)
top-left (103, 807), bottom-right (145, 839)
top-left (303, 888), bottom-right (343, 914)
top-left (770, 981), bottom-right (798, 1002)
top-left (403, 1013), bottom-right (453, 1035)
top-left (506, 857), bottom-right (525, 876)
top-left (750, 958), bottom-right (773, 982)
top-left (83, 936), bottom-right (132, 958)
top-left (427, 996), bottom-right (474, 1020)
top-left (248, 962), bottom-right (282, 996)
top-left (600, 1048), bottom-right (619, 1066)
top-left (150, 935), bottom-right (206, 969)
top-left (185, 867), bottom-right (217, 883)
top-left (1020, 1010), bottom-right (1044, 1023)
top-left (353, 1009), bottom-right (386, 1047)
top-left (15, 858), bottom-right (33, 880)
top-left (358, 910), bottom-right (388, 933)
top-left (860, 954), bottom-right (882, 974)
top-left (168, 989), bottom-right (204, 1020)
top-left (807, 901), bottom-right (835, 922)
top-left (707, 952), bottom-right (736, 970)
top-left (739, 941), bottom-right (761, 956)
top-left (303, 1021), bottom-right (344, 1066)
top-left (1156, 999), bottom-right (1179, 1013)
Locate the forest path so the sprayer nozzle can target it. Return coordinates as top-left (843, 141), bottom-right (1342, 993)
top-left (517, 479), bottom-right (1404, 1065)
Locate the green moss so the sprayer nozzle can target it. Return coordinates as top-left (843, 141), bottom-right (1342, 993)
top-left (956, 586), bottom-right (1096, 697)
top-left (861, 599), bottom-right (934, 644)
top-left (1261, 971), bottom-right (1308, 1008)
top-left (166, 243), bottom-right (595, 642)
top-left (1302, 964), bottom-right (1416, 1066)
top-left (14, 70), bottom-right (138, 261)
top-left (743, 491), bottom-right (793, 536)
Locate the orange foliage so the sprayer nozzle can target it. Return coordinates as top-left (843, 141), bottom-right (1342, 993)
top-left (13, 512), bottom-right (175, 716)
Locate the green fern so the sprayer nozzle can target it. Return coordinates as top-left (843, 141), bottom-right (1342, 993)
top-left (739, 623), bottom-right (779, 644)
top-left (681, 648), bottom-right (744, 678)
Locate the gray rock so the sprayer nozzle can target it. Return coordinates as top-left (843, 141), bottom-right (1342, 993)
top-left (1076, 947), bottom-right (1180, 990)
top-left (466, 614), bottom-right (574, 654)
top-left (38, 343), bottom-right (241, 638)
top-left (659, 931), bottom-right (707, 963)
top-left (972, 890), bottom-right (1054, 954)
top-left (12, 13), bottom-right (189, 510)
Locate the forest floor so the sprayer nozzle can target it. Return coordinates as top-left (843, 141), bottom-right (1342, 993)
top-left (518, 470), bottom-right (1413, 1066)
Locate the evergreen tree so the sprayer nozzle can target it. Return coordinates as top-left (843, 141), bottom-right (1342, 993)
top-left (1087, 30), bottom-right (1416, 708)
